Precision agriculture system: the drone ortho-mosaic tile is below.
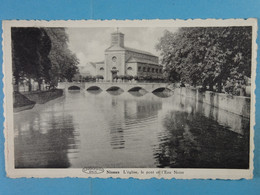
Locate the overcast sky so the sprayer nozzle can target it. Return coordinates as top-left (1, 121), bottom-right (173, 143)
top-left (66, 27), bottom-right (178, 66)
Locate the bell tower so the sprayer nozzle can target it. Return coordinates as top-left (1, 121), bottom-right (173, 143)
top-left (105, 28), bottom-right (126, 81)
top-left (111, 28), bottom-right (124, 47)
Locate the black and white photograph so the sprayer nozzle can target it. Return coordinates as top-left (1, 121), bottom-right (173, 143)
top-left (3, 19), bottom-right (256, 179)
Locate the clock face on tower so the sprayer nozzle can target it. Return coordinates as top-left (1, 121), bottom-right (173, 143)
top-left (112, 56), bottom-right (117, 62)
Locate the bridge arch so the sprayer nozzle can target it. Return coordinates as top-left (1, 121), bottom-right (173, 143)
top-left (68, 86), bottom-right (81, 90)
top-left (152, 87), bottom-right (172, 93)
top-left (152, 87), bottom-right (174, 98)
top-left (86, 86), bottom-right (102, 91)
top-left (106, 86), bottom-right (124, 91)
top-left (128, 86), bottom-right (146, 92)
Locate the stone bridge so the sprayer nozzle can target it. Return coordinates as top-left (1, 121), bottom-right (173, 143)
top-left (58, 82), bottom-right (174, 93)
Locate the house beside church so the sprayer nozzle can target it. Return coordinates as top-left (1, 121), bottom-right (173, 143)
top-left (95, 30), bottom-right (163, 81)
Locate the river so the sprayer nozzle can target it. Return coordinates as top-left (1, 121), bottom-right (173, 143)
top-left (14, 88), bottom-right (250, 169)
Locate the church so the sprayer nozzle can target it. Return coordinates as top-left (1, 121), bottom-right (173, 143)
top-left (95, 30), bottom-right (163, 81)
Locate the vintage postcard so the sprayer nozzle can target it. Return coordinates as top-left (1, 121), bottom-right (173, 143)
top-left (2, 19), bottom-right (257, 179)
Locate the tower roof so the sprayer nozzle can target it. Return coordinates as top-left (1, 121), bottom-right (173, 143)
top-left (105, 29), bottom-right (158, 58)
top-left (105, 46), bottom-right (157, 58)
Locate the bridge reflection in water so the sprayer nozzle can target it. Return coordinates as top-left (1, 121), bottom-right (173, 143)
top-left (14, 86), bottom-right (249, 168)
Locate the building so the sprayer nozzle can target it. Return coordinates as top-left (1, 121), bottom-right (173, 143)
top-left (73, 62), bottom-right (96, 82)
top-left (78, 62), bottom-right (96, 77)
top-left (95, 30), bottom-right (163, 81)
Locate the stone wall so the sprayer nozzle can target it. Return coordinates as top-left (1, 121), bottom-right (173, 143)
top-left (175, 87), bottom-right (250, 118)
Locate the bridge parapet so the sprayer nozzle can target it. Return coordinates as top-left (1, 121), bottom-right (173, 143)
top-left (59, 82), bottom-right (174, 92)
top-left (58, 82), bottom-right (86, 90)
top-left (84, 82), bottom-right (173, 93)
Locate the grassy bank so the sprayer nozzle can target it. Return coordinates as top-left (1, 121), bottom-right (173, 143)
top-left (13, 92), bottom-right (36, 112)
top-left (22, 89), bottom-right (64, 104)
top-left (14, 89), bottom-right (64, 112)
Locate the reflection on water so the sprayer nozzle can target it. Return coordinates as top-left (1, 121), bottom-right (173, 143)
top-left (14, 88), bottom-right (249, 168)
top-left (106, 89), bottom-right (124, 96)
top-left (87, 89), bottom-right (102, 95)
top-left (128, 90), bottom-right (146, 97)
top-left (155, 111), bottom-right (248, 168)
top-left (14, 99), bottom-right (79, 168)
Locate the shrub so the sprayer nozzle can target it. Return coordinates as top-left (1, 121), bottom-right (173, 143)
top-left (96, 75), bottom-right (104, 80)
top-left (146, 75), bottom-right (152, 81)
top-left (122, 75), bottom-right (128, 80)
top-left (128, 75), bottom-right (134, 80)
top-left (138, 76), bottom-right (144, 81)
top-left (125, 75), bottom-right (133, 81)
top-left (133, 76), bottom-right (139, 81)
top-left (112, 75), bottom-right (118, 80)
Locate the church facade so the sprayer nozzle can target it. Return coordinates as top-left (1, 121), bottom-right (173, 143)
top-left (95, 31), bottom-right (163, 81)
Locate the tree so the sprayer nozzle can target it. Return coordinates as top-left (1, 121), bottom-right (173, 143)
top-left (44, 28), bottom-right (79, 84)
top-left (125, 75), bottom-right (133, 81)
top-left (12, 27), bottom-right (52, 91)
top-left (118, 75), bottom-right (124, 81)
top-left (96, 75), bottom-right (104, 81)
top-left (138, 76), bottom-right (144, 81)
top-left (12, 27), bottom-right (79, 91)
top-left (113, 75), bottom-right (118, 82)
top-left (156, 27), bottom-right (252, 92)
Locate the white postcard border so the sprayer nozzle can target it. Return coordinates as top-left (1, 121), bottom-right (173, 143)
top-left (2, 19), bottom-right (257, 179)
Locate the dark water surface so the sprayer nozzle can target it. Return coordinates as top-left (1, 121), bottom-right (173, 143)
top-left (14, 89), bottom-right (249, 168)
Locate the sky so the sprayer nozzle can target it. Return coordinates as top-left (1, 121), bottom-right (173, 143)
top-left (66, 27), bottom-right (179, 67)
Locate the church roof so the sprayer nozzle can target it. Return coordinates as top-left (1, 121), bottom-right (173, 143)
top-left (105, 46), bottom-right (157, 58)
top-left (124, 47), bottom-right (157, 57)
top-left (126, 57), bottom-right (161, 66)
top-left (105, 45), bottom-right (125, 52)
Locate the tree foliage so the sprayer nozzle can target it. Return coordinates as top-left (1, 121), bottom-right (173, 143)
top-left (12, 27), bottom-right (51, 90)
top-left (44, 28), bottom-right (79, 84)
top-left (156, 27), bottom-right (252, 91)
top-left (11, 27), bottom-right (79, 91)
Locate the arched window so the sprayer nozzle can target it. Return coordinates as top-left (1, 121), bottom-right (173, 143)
top-left (152, 68), bottom-right (154, 72)
top-left (143, 67), bottom-right (146, 72)
top-left (147, 68), bottom-right (150, 72)
top-left (138, 67), bottom-right (142, 71)
top-left (156, 69), bottom-right (158, 73)
top-left (127, 66), bottom-right (134, 76)
top-left (112, 56), bottom-right (117, 62)
top-left (100, 67), bottom-right (104, 71)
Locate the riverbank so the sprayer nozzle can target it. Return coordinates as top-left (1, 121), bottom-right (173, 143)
top-left (14, 89), bottom-right (64, 112)
top-left (23, 89), bottom-right (64, 104)
top-left (13, 92), bottom-right (36, 112)
top-left (175, 87), bottom-right (250, 118)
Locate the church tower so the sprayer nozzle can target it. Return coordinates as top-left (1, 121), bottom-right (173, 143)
top-left (111, 30), bottom-right (124, 48)
top-left (104, 29), bottom-right (126, 81)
